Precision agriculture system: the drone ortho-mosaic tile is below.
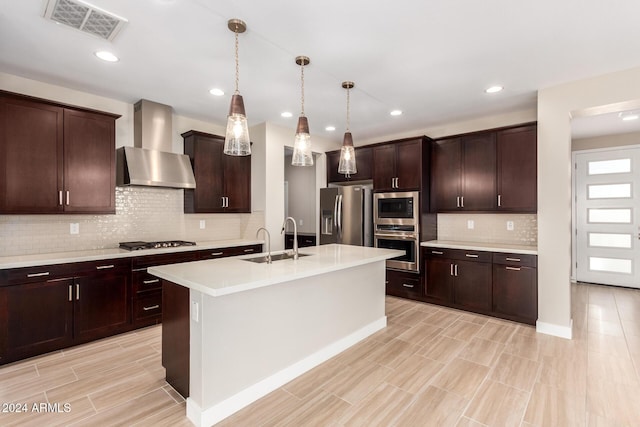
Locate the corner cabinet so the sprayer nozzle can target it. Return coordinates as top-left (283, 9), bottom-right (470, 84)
top-left (0, 91), bottom-right (119, 214)
top-left (430, 123), bottom-right (536, 213)
top-left (182, 130), bottom-right (251, 213)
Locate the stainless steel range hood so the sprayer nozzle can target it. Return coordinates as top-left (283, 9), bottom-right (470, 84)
top-left (116, 100), bottom-right (196, 189)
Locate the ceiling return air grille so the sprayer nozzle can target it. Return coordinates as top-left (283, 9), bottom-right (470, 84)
top-left (43, 0), bottom-right (127, 41)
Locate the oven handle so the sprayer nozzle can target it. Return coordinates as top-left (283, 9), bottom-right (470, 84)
top-left (375, 233), bottom-right (418, 240)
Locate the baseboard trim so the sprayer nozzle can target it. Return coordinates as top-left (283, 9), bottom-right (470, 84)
top-left (536, 319), bottom-right (573, 339)
top-left (189, 316), bottom-right (387, 427)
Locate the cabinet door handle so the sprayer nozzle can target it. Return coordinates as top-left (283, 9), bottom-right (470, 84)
top-left (76, 284), bottom-right (80, 300)
top-left (456, 196), bottom-right (460, 208)
top-left (143, 279), bottom-right (160, 284)
top-left (68, 285), bottom-right (73, 302)
top-left (460, 196), bottom-right (464, 208)
top-left (497, 194), bottom-right (502, 207)
top-left (95, 264), bottom-right (114, 270)
top-left (505, 257), bottom-right (521, 262)
top-left (59, 190), bottom-right (63, 206)
top-left (244, 248), bottom-right (255, 253)
top-left (454, 264), bottom-right (458, 276)
top-left (402, 283), bottom-right (414, 288)
top-left (27, 272), bottom-right (50, 278)
top-left (506, 266), bottom-right (521, 271)
top-left (210, 252), bottom-right (224, 256)
top-left (465, 254), bottom-right (479, 258)
top-left (450, 263), bottom-right (454, 276)
top-left (143, 305), bottom-right (160, 311)
top-left (431, 250), bottom-right (443, 255)
top-left (66, 191), bottom-right (70, 206)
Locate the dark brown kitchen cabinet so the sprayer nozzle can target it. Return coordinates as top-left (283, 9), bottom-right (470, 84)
top-left (183, 130), bottom-right (251, 213)
top-left (431, 133), bottom-right (496, 212)
top-left (492, 253), bottom-right (537, 325)
top-left (326, 147), bottom-right (373, 183)
top-left (0, 278), bottom-right (74, 365)
top-left (424, 248), bottom-right (491, 311)
top-left (373, 139), bottom-right (422, 191)
top-left (496, 125), bottom-right (537, 212)
top-left (0, 258), bottom-right (130, 365)
top-left (0, 91), bottom-right (118, 214)
top-left (385, 269), bottom-right (421, 299)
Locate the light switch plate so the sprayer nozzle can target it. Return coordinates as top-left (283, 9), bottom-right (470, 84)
top-left (199, 220), bottom-right (206, 229)
top-left (191, 301), bottom-right (199, 322)
top-left (507, 221), bottom-right (514, 231)
top-left (70, 223), bottom-right (79, 234)
top-left (467, 220), bottom-right (474, 230)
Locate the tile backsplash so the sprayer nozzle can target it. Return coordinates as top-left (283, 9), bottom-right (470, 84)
top-left (437, 213), bottom-right (537, 246)
top-left (0, 187), bottom-right (264, 257)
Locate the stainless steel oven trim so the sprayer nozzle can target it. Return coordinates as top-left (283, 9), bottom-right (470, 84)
top-left (373, 191), bottom-right (419, 226)
top-left (374, 233), bottom-right (420, 272)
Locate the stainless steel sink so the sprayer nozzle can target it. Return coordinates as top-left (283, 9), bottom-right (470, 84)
top-left (243, 252), bottom-right (311, 263)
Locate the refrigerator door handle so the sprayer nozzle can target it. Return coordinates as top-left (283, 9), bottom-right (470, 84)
top-left (333, 195), bottom-right (339, 229)
top-left (337, 194), bottom-right (343, 238)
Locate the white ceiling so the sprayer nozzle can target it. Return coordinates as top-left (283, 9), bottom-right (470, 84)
top-left (2, 0), bottom-right (640, 144)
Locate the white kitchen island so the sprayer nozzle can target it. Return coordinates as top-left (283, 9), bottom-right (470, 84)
top-left (148, 244), bottom-right (401, 427)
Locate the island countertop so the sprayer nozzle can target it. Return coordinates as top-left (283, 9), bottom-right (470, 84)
top-left (148, 244), bottom-right (402, 297)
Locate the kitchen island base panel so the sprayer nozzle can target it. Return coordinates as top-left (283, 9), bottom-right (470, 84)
top-left (172, 261), bottom-right (386, 427)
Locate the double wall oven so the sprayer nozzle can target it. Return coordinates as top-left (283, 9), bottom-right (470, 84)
top-left (374, 191), bottom-right (420, 272)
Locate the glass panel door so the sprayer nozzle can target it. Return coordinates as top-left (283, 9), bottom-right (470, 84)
top-left (575, 148), bottom-right (640, 288)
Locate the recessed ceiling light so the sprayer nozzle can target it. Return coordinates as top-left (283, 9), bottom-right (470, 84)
top-left (281, 112), bottom-right (293, 118)
top-left (209, 88), bottom-right (225, 96)
top-left (95, 51), bottom-right (119, 62)
top-left (390, 110), bottom-right (403, 116)
top-left (619, 112), bottom-right (639, 121)
top-left (325, 126), bottom-right (336, 131)
top-left (485, 85), bottom-right (503, 94)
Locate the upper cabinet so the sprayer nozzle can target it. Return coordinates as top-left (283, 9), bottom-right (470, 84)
top-left (182, 130), bottom-right (251, 213)
top-left (430, 123), bottom-right (536, 213)
top-left (326, 146), bottom-right (372, 183)
top-left (373, 138), bottom-right (423, 191)
top-left (496, 125), bottom-right (537, 212)
top-left (0, 91), bottom-right (119, 214)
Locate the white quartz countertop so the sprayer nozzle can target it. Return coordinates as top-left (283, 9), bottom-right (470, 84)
top-left (420, 240), bottom-right (537, 255)
top-left (0, 239), bottom-right (264, 270)
top-left (148, 244), bottom-right (403, 297)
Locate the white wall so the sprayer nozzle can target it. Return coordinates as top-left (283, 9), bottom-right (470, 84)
top-left (537, 66), bottom-right (640, 338)
top-left (573, 131), bottom-right (640, 151)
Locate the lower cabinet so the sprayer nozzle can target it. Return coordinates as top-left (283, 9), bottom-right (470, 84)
top-left (285, 233), bottom-right (316, 250)
top-left (385, 269), bottom-right (422, 299)
top-left (0, 258), bottom-right (131, 365)
top-left (422, 247), bottom-right (537, 325)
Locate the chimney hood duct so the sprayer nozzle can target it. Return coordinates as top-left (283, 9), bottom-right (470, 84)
top-left (116, 99), bottom-right (196, 189)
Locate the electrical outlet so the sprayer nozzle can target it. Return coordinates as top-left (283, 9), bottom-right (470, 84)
top-left (70, 223), bottom-right (79, 234)
top-left (299, 219), bottom-right (303, 226)
top-left (467, 220), bottom-right (474, 230)
top-left (199, 220), bottom-right (206, 229)
top-left (507, 221), bottom-right (514, 231)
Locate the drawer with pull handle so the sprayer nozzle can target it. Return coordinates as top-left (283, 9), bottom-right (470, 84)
top-left (385, 269), bottom-right (422, 298)
top-left (4, 263), bottom-right (77, 285)
top-left (448, 249), bottom-right (492, 263)
top-left (134, 290), bottom-right (162, 322)
top-left (132, 271), bottom-right (163, 293)
top-left (492, 252), bottom-right (537, 267)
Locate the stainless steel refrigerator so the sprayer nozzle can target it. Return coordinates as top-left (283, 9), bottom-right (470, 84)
top-left (320, 185), bottom-right (373, 246)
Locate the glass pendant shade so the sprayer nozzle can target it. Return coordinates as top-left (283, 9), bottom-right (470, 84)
top-left (338, 131), bottom-right (357, 175)
top-left (224, 93), bottom-right (251, 156)
top-left (292, 115), bottom-right (313, 166)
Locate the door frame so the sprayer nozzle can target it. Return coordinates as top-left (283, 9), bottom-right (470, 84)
top-left (571, 143), bottom-right (640, 283)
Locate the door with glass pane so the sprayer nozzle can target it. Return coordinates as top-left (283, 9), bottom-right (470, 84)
top-left (575, 148), bottom-right (640, 288)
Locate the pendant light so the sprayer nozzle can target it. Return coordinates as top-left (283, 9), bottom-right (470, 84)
top-left (291, 56), bottom-right (313, 166)
top-left (338, 81), bottom-right (357, 176)
top-left (224, 19), bottom-right (251, 156)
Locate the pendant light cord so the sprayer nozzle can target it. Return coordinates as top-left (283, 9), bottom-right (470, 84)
top-left (346, 86), bottom-right (351, 132)
top-left (300, 63), bottom-right (305, 115)
top-left (234, 27), bottom-right (240, 94)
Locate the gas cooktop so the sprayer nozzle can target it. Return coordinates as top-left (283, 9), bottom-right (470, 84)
top-left (119, 240), bottom-right (196, 251)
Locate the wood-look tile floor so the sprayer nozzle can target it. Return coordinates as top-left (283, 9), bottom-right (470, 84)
top-left (1, 282), bottom-right (640, 426)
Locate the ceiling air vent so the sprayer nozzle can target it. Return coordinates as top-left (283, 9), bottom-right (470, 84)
top-left (43, 0), bottom-right (127, 41)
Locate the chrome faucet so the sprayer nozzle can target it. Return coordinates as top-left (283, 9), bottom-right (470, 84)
top-left (256, 227), bottom-right (272, 264)
top-left (281, 217), bottom-right (298, 260)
